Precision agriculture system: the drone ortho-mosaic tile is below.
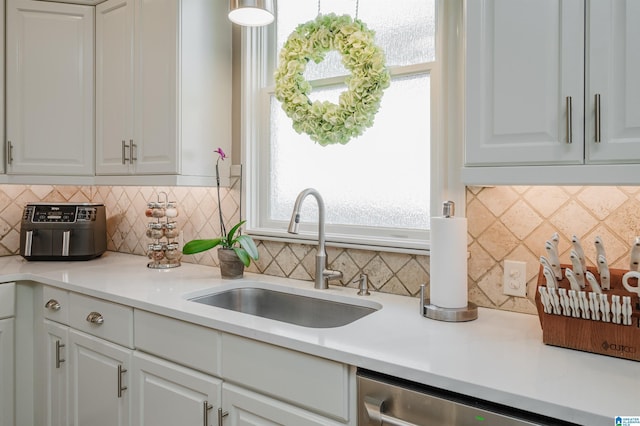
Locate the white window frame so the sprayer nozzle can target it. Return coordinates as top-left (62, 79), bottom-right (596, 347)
top-left (240, 0), bottom-right (464, 254)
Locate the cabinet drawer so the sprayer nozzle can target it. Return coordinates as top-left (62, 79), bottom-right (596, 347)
top-left (69, 293), bottom-right (133, 348)
top-left (222, 334), bottom-right (350, 422)
top-left (0, 283), bottom-right (15, 319)
top-left (42, 286), bottom-right (69, 324)
top-left (134, 310), bottom-right (221, 376)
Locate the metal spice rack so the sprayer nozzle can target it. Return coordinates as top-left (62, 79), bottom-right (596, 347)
top-left (145, 191), bottom-right (181, 269)
top-left (535, 264), bottom-right (640, 361)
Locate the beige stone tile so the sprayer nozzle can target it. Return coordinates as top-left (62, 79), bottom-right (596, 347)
top-left (274, 245), bottom-right (299, 276)
top-left (476, 221), bottom-right (519, 261)
top-left (500, 200), bottom-right (543, 240)
top-left (468, 283), bottom-right (495, 308)
top-left (1, 185), bottom-right (27, 199)
top-left (467, 198), bottom-right (495, 238)
top-left (289, 264), bottom-right (313, 281)
top-left (523, 222), bottom-right (567, 259)
top-left (549, 200), bottom-right (599, 240)
top-left (30, 185), bottom-right (54, 199)
top-left (577, 186), bottom-right (628, 220)
top-left (582, 226), bottom-right (630, 268)
top-left (363, 256), bottom-right (394, 290)
top-left (379, 277), bottom-right (411, 297)
top-left (524, 186), bottom-right (570, 217)
top-left (329, 252), bottom-right (360, 284)
top-left (476, 264), bottom-right (509, 306)
top-left (498, 296), bottom-right (537, 315)
top-left (379, 251), bottom-right (411, 273)
top-left (395, 259), bottom-right (428, 296)
top-left (468, 242), bottom-right (496, 282)
top-left (264, 260), bottom-right (286, 277)
top-left (349, 249), bottom-right (376, 268)
top-left (608, 199), bottom-right (640, 244)
top-left (476, 186), bottom-right (519, 217)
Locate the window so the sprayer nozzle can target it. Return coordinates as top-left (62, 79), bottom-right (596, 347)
top-left (243, 0), bottom-right (452, 252)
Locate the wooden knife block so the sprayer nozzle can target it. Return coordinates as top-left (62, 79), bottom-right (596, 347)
top-left (535, 264), bottom-right (640, 362)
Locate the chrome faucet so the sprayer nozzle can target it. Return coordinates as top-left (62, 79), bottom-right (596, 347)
top-left (287, 188), bottom-right (343, 289)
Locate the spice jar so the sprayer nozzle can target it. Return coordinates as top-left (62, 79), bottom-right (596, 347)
top-left (146, 223), bottom-right (164, 239)
top-left (163, 222), bottom-right (179, 239)
top-left (165, 243), bottom-right (181, 260)
top-left (165, 202), bottom-right (179, 218)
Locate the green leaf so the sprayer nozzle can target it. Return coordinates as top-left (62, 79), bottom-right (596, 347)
top-left (236, 235), bottom-right (259, 260)
top-left (233, 247), bottom-right (251, 267)
top-left (182, 238), bottom-right (222, 254)
top-left (226, 220), bottom-right (246, 246)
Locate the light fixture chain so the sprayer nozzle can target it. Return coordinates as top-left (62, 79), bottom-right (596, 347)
top-left (355, 0), bottom-right (359, 19)
top-left (317, 0), bottom-right (321, 16)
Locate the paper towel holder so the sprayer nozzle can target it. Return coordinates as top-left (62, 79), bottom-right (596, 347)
top-left (420, 284), bottom-right (478, 322)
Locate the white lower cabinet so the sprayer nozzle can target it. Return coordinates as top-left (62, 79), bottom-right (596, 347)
top-left (0, 282), bottom-right (15, 426)
top-left (69, 329), bottom-right (132, 426)
top-left (132, 352), bottom-right (222, 426)
top-left (0, 318), bottom-right (15, 426)
top-left (43, 320), bottom-right (69, 426)
top-left (222, 383), bottom-right (347, 426)
top-left (33, 290), bottom-right (356, 426)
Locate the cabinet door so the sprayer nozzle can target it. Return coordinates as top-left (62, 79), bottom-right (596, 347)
top-left (133, 352), bottom-right (222, 426)
top-left (43, 320), bottom-right (69, 426)
top-left (222, 384), bottom-right (346, 426)
top-left (96, 0), bottom-right (134, 175)
top-left (69, 329), bottom-right (132, 426)
top-left (0, 0), bottom-right (4, 173)
top-left (5, 0), bottom-right (94, 176)
top-left (0, 318), bottom-right (14, 426)
top-left (586, 0), bottom-right (640, 163)
top-left (465, 0), bottom-right (584, 166)
top-left (133, 0), bottom-right (179, 174)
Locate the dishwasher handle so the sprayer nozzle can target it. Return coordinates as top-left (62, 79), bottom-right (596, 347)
top-left (364, 396), bottom-right (419, 426)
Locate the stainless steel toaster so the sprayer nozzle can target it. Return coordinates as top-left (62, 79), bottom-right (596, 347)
top-left (20, 203), bottom-right (107, 261)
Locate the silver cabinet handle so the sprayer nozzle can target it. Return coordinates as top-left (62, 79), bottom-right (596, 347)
top-left (117, 364), bottom-right (127, 398)
top-left (217, 407), bottom-right (228, 426)
top-left (122, 140), bottom-right (130, 164)
top-left (62, 230), bottom-right (70, 257)
top-left (86, 312), bottom-right (104, 325)
top-left (364, 396), bottom-right (419, 426)
top-left (55, 340), bottom-right (65, 369)
top-left (595, 93), bottom-right (601, 143)
top-left (6, 141), bottom-right (13, 165)
top-left (130, 140), bottom-right (137, 163)
top-left (24, 230), bottom-right (33, 257)
top-left (202, 401), bottom-right (213, 426)
top-left (45, 299), bottom-right (61, 311)
top-left (566, 96), bottom-right (573, 144)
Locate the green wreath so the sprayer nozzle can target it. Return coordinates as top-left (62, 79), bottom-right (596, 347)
top-left (274, 14), bottom-right (390, 146)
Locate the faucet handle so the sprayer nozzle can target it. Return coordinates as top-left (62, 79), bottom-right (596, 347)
top-left (354, 274), bottom-right (370, 296)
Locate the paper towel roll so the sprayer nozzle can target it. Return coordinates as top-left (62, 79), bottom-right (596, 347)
top-left (430, 216), bottom-right (468, 309)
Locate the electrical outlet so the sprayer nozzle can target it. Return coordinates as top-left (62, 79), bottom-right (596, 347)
top-left (503, 260), bottom-right (527, 297)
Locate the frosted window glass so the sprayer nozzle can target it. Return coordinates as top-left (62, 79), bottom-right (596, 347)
top-left (269, 73), bottom-right (430, 229)
top-left (276, 0), bottom-right (435, 81)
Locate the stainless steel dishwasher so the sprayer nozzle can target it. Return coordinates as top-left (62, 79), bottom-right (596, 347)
top-left (357, 370), bottom-right (579, 426)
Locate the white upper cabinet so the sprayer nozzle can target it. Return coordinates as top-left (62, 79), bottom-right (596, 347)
top-left (465, 0), bottom-right (584, 166)
top-left (586, 0), bottom-right (640, 163)
top-left (0, 0), bottom-right (4, 174)
top-left (95, 0), bottom-right (232, 185)
top-left (463, 0), bottom-right (640, 185)
top-left (6, 0), bottom-right (94, 176)
top-left (95, 0), bottom-right (134, 176)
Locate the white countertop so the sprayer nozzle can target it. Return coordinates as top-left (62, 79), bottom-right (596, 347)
top-left (2, 251), bottom-right (638, 425)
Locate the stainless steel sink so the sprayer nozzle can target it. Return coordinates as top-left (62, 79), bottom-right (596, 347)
top-left (189, 287), bottom-right (379, 328)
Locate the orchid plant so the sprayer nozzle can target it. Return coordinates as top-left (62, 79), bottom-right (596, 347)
top-left (182, 148), bottom-right (259, 267)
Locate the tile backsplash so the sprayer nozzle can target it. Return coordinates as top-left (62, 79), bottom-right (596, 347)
top-left (1, 184), bottom-right (639, 315)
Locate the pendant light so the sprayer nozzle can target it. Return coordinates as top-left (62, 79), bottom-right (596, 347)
top-left (228, 0), bottom-right (275, 26)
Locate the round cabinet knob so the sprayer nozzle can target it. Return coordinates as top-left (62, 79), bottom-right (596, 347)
top-left (86, 312), bottom-right (104, 325)
top-left (45, 299), bottom-right (61, 311)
